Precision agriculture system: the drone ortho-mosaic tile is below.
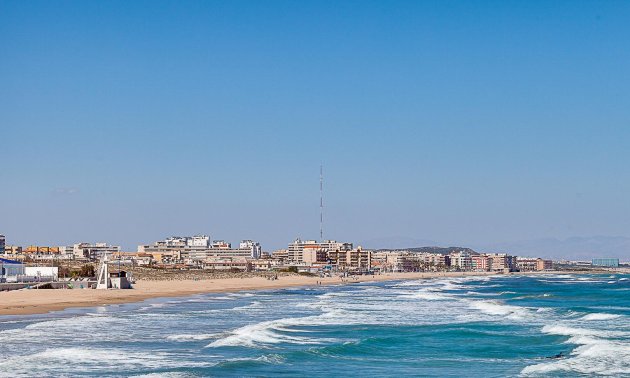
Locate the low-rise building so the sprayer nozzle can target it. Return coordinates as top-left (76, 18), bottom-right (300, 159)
top-left (3, 245), bottom-right (22, 256)
top-left (592, 258), bottom-right (619, 267)
top-left (202, 257), bottom-right (251, 271)
top-left (141, 236), bottom-right (263, 262)
top-left (516, 257), bottom-right (554, 271)
top-left (0, 258), bottom-right (25, 282)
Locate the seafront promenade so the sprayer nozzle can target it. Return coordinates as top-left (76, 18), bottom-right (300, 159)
top-left (0, 270), bottom-right (573, 316)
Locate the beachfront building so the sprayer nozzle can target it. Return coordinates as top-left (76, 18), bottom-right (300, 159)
top-left (202, 257), bottom-right (251, 271)
top-left (449, 251), bottom-right (473, 271)
top-left (383, 252), bottom-right (423, 272)
top-left (271, 249), bottom-right (289, 262)
top-left (72, 242), bottom-right (121, 261)
top-left (515, 257), bottom-right (553, 271)
top-left (515, 258), bottom-right (538, 272)
top-left (140, 236), bottom-right (263, 263)
top-left (327, 247), bottom-right (371, 272)
top-left (422, 253), bottom-right (449, 270)
top-left (302, 246), bottom-right (328, 265)
top-left (287, 238), bottom-right (352, 263)
top-left (0, 258), bottom-right (25, 282)
top-left (24, 266), bottom-right (59, 281)
top-left (471, 255), bottom-right (492, 272)
top-left (0, 235), bottom-right (5, 254)
top-left (592, 258), bottom-right (619, 267)
top-left (485, 253), bottom-right (516, 273)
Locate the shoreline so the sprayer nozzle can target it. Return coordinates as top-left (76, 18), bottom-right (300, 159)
top-left (0, 270), bottom-right (590, 316)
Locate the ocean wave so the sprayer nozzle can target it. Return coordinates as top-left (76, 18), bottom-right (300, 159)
top-left (580, 313), bottom-right (622, 321)
top-left (540, 324), bottom-right (627, 338)
top-left (467, 300), bottom-right (532, 320)
top-left (167, 333), bottom-right (221, 341)
top-left (465, 291), bottom-right (500, 296)
top-left (522, 325), bottom-right (630, 376)
top-left (0, 347), bottom-right (213, 375)
top-left (400, 290), bottom-right (453, 301)
top-left (207, 318), bottom-right (338, 348)
top-left (130, 372), bottom-right (199, 378)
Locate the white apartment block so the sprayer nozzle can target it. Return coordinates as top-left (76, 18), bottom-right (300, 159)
top-left (73, 242), bottom-right (121, 260)
top-left (140, 236), bottom-right (263, 262)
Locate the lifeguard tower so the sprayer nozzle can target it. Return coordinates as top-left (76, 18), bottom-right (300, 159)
top-left (95, 253), bottom-right (132, 289)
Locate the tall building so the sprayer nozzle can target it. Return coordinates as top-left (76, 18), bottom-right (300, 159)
top-left (449, 251), bottom-right (473, 271)
top-left (327, 247), bottom-right (371, 272)
top-left (0, 235), bottom-right (5, 254)
top-left (240, 240), bottom-right (262, 259)
top-left (471, 255), bottom-right (492, 271)
top-left (486, 253), bottom-right (516, 272)
top-left (287, 238), bottom-right (352, 263)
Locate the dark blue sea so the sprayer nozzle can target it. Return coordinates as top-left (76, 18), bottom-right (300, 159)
top-left (0, 273), bottom-right (629, 377)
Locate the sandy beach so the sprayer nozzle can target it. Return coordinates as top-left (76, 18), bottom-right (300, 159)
top-left (0, 271), bottom-right (562, 316)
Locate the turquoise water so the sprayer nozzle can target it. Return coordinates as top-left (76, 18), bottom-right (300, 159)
top-left (0, 273), bottom-right (629, 377)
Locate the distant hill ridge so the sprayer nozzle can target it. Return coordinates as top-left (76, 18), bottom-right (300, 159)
top-left (374, 246), bottom-right (477, 255)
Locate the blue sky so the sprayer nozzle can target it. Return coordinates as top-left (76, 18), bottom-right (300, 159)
top-left (1, 1), bottom-right (630, 252)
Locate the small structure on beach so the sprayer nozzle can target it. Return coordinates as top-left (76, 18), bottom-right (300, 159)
top-left (95, 254), bottom-right (132, 289)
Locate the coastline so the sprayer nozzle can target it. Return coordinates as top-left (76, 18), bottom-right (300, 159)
top-left (0, 270), bottom-right (577, 316)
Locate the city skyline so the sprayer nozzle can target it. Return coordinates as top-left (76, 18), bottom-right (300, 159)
top-left (2, 1), bottom-right (630, 256)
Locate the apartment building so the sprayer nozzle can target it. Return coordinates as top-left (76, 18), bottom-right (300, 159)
top-left (287, 238), bottom-right (352, 263)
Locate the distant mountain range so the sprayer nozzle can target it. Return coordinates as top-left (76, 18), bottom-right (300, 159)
top-left (363, 235), bottom-right (630, 261)
top-left (373, 246), bottom-right (477, 255)
top-left (359, 236), bottom-right (438, 250)
top-left (473, 236), bottom-right (630, 261)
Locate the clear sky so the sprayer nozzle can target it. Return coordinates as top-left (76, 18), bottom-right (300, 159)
top-left (2, 1), bottom-right (630, 251)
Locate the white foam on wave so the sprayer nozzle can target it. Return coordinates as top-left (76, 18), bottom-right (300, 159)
top-left (401, 290), bottom-right (452, 301)
top-left (393, 280), bottom-right (425, 287)
top-left (545, 274), bottom-right (574, 279)
top-left (167, 333), bottom-right (220, 341)
top-left (129, 373), bottom-right (197, 378)
top-left (229, 292), bottom-right (255, 298)
top-left (521, 324), bottom-right (630, 376)
top-left (207, 317), bottom-right (338, 348)
top-left (230, 301), bottom-right (263, 311)
top-left (0, 347), bottom-right (213, 375)
top-left (467, 300), bottom-right (532, 321)
top-left (580, 313), bottom-right (622, 321)
top-left (540, 324), bottom-right (629, 338)
top-left (465, 291), bottom-right (500, 296)
top-left (619, 277), bottom-right (629, 281)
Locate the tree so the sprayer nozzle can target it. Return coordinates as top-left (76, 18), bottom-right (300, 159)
top-left (79, 264), bottom-right (95, 277)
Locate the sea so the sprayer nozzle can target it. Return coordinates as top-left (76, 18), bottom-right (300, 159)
top-left (0, 273), bottom-right (628, 377)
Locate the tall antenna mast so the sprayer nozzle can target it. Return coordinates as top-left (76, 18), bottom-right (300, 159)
top-left (320, 164), bottom-right (323, 241)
